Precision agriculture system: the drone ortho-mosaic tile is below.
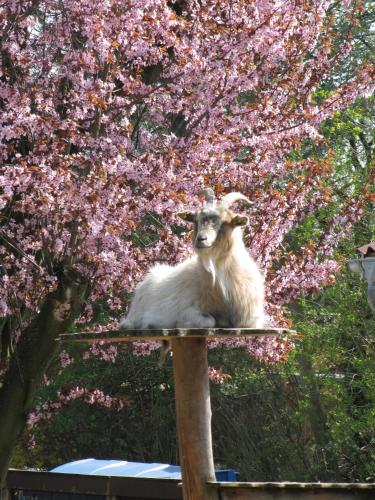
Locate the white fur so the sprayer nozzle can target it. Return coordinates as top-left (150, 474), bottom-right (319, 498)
top-left (120, 225), bottom-right (265, 330)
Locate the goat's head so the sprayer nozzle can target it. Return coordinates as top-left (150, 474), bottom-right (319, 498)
top-left (179, 188), bottom-right (252, 252)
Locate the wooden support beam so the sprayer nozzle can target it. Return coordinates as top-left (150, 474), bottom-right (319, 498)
top-left (207, 481), bottom-right (375, 500)
top-left (172, 338), bottom-right (218, 500)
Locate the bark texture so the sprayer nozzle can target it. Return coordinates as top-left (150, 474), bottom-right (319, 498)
top-left (0, 269), bottom-right (89, 487)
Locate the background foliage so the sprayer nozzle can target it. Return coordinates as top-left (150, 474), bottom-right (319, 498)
top-left (0, 0), bottom-right (374, 482)
top-left (14, 207), bottom-right (375, 482)
top-left (14, 250), bottom-right (375, 482)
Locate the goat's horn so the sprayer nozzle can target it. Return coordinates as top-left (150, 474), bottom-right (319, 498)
top-left (198, 188), bottom-right (216, 204)
top-left (220, 192), bottom-right (253, 208)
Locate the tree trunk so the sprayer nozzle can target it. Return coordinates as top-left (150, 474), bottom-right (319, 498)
top-left (297, 353), bottom-right (327, 448)
top-left (171, 338), bottom-right (218, 500)
top-left (0, 268), bottom-right (89, 487)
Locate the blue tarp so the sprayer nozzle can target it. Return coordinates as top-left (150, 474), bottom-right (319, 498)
top-left (51, 459), bottom-right (238, 481)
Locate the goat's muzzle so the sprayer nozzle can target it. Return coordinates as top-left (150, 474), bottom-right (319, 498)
top-left (194, 228), bottom-right (217, 249)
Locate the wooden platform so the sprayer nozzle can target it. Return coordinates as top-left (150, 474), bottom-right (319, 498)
top-left (59, 327), bottom-right (294, 343)
top-left (58, 327), bottom-right (296, 500)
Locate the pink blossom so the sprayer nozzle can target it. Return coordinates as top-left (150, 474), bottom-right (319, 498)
top-left (0, 0), bottom-right (372, 372)
top-left (59, 351), bottom-right (74, 369)
top-left (27, 386), bottom-right (126, 429)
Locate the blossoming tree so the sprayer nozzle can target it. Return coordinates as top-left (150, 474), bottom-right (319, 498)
top-left (0, 0), bottom-right (373, 485)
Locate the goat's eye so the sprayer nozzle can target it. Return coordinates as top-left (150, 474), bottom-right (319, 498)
top-left (210, 216), bottom-right (220, 224)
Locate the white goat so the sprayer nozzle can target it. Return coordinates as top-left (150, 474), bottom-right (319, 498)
top-left (120, 189), bottom-right (265, 333)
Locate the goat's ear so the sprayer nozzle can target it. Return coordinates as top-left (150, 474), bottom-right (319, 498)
top-left (178, 211), bottom-right (195, 223)
top-left (231, 215), bottom-right (248, 227)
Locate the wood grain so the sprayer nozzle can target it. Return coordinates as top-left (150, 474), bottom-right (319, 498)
top-left (59, 327), bottom-right (294, 343)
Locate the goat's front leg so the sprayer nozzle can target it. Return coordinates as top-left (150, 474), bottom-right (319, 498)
top-left (159, 308), bottom-right (215, 367)
top-left (177, 307), bottom-right (216, 328)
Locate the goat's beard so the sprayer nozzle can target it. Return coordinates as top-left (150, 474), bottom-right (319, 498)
top-left (198, 254), bottom-right (216, 287)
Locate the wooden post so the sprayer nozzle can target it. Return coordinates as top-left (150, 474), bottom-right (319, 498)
top-left (59, 328), bottom-right (292, 500)
top-left (171, 338), bottom-right (218, 500)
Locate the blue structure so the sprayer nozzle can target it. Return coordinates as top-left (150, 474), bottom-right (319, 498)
top-left (51, 459), bottom-right (238, 481)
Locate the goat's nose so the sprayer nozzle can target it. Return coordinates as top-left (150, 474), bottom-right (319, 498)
top-left (197, 235), bottom-right (207, 242)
